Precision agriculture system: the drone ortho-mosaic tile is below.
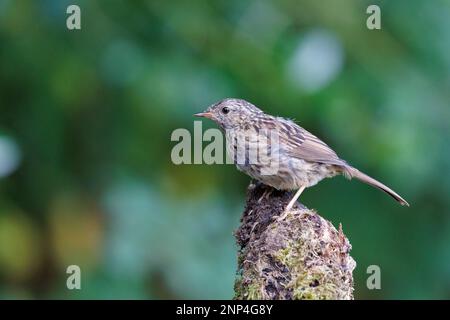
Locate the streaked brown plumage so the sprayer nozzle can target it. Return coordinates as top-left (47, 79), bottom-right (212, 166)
top-left (195, 98), bottom-right (409, 211)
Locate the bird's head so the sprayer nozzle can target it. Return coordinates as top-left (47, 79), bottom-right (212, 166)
top-left (194, 98), bottom-right (263, 130)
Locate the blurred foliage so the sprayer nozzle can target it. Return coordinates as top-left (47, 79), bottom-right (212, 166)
top-left (0, 0), bottom-right (449, 299)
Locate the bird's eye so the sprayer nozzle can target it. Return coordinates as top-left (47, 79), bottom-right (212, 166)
top-left (221, 107), bottom-right (230, 114)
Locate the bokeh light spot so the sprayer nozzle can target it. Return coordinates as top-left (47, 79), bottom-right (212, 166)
top-left (286, 29), bottom-right (344, 93)
top-left (0, 135), bottom-right (21, 178)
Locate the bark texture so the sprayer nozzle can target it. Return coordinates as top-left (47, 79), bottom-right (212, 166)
top-left (234, 182), bottom-right (356, 300)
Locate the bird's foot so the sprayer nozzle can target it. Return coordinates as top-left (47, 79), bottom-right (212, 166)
top-left (275, 211), bottom-right (288, 222)
top-left (274, 186), bottom-right (305, 222)
top-left (257, 188), bottom-right (273, 203)
top-left (257, 190), bottom-right (267, 203)
top-left (275, 202), bottom-right (295, 222)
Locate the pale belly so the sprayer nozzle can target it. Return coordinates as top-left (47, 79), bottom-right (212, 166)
top-left (236, 157), bottom-right (339, 190)
top-left (225, 130), bottom-right (339, 190)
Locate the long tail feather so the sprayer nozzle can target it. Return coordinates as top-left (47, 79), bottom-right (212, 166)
top-left (343, 166), bottom-right (409, 206)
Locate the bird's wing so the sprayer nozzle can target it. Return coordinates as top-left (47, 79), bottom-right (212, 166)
top-left (277, 118), bottom-right (346, 166)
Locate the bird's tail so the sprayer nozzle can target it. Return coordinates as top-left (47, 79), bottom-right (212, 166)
top-left (342, 166), bottom-right (409, 206)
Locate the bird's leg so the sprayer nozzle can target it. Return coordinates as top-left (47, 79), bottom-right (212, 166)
top-left (276, 186), bottom-right (306, 221)
top-left (286, 186), bottom-right (305, 211)
top-left (259, 188), bottom-right (273, 203)
top-left (258, 190), bottom-right (268, 203)
top-left (258, 188), bottom-right (273, 203)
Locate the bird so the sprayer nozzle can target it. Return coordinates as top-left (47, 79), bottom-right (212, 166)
top-left (195, 98), bottom-right (409, 218)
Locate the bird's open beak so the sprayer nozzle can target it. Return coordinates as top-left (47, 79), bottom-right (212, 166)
top-left (194, 112), bottom-right (214, 119)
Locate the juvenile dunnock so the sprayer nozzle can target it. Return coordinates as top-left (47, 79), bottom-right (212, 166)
top-left (195, 98), bottom-right (409, 218)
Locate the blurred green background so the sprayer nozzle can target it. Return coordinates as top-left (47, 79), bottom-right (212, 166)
top-left (0, 0), bottom-right (449, 299)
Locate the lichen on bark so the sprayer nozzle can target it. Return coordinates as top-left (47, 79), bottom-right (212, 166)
top-left (234, 182), bottom-right (356, 300)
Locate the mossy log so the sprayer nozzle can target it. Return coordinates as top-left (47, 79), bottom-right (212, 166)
top-left (234, 182), bottom-right (356, 300)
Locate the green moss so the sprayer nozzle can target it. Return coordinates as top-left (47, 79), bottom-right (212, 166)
top-left (291, 272), bottom-right (337, 300)
top-left (236, 252), bottom-right (245, 268)
top-left (274, 241), bottom-right (303, 267)
top-left (245, 280), bottom-right (264, 300)
top-left (234, 188), bottom-right (355, 300)
top-left (234, 270), bottom-right (266, 300)
top-left (233, 276), bottom-right (243, 299)
top-left (234, 279), bottom-right (265, 300)
top-left (274, 237), bottom-right (343, 300)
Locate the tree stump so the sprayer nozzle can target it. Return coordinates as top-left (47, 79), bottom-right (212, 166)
top-left (234, 182), bottom-right (356, 300)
